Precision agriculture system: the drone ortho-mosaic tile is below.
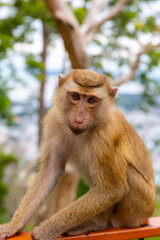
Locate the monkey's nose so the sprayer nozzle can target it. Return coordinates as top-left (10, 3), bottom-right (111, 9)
top-left (75, 119), bottom-right (83, 124)
top-left (75, 106), bottom-right (84, 124)
top-left (75, 115), bottom-right (83, 124)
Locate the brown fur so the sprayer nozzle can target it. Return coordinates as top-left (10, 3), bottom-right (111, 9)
top-left (0, 69), bottom-right (155, 240)
top-left (72, 69), bottom-right (106, 87)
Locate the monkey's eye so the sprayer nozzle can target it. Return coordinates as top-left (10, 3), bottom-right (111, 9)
top-left (72, 93), bottom-right (80, 101)
top-left (88, 97), bottom-right (96, 104)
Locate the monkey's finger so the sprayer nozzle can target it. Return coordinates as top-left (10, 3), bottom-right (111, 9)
top-left (0, 232), bottom-right (7, 240)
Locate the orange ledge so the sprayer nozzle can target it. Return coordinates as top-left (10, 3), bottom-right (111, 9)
top-left (7, 217), bottom-right (160, 240)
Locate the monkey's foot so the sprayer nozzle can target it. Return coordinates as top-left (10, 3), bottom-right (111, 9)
top-left (32, 227), bottom-right (42, 240)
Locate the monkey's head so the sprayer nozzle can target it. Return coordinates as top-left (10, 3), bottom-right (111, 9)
top-left (54, 69), bottom-right (118, 135)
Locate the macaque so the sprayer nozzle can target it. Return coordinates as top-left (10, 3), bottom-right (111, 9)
top-left (0, 69), bottom-right (155, 240)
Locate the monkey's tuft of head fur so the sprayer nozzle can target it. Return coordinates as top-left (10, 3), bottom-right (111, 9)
top-left (71, 69), bottom-right (107, 88)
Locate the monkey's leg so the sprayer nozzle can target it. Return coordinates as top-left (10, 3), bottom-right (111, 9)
top-left (111, 168), bottom-right (155, 228)
top-left (32, 185), bottom-right (125, 240)
top-left (64, 208), bottom-right (113, 236)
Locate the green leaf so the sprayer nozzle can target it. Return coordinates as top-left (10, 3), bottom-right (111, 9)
top-left (73, 7), bottom-right (87, 24)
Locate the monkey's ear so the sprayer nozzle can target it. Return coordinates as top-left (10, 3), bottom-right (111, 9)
top-left (58, 74), bottom-right (65, 87)
top-left (110, 88), bottom-right (118, 98)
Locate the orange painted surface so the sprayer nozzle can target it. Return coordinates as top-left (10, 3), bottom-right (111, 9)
top-left (6, 232), bottom-right (32, 240)
top-left (7, 217), bottom-right (160, 240)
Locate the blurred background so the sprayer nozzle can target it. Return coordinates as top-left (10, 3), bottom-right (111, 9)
top-left (0, 0), bottom-right (160, 237)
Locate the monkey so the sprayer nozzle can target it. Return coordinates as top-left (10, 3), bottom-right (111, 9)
top-left (0, 69), bottom-right (155, 240)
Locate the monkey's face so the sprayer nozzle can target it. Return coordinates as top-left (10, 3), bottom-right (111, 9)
top-left (55, 69), bottom-right (118, 135)
top-left (67, 91), bottom-right (102, 135)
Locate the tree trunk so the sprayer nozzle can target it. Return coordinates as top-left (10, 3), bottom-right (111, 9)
top-left (47, 166), bottom-right (78, 216)
top-left (45, 0), bottom-right (89, 69)
top-left (38, 22), bottom-right (49, 146)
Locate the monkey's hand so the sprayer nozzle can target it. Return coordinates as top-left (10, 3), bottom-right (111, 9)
top-left (32, 222), bottom-right (57, 240)
top-left (0, 222), bottom-right (19, 240)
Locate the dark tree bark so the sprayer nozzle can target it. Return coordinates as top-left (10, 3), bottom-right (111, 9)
top-left (38, 22), bottom-right (49, 146)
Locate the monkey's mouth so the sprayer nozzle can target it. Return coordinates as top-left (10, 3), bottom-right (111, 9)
top-left (68, 123), bottom-right (87, 135)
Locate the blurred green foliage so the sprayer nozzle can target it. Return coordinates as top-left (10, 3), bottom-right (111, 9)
top-left (76, 178), bottom-right (90, 200)
top-left (26, 54), bottom-right (45, 82)
top-left (0, 81), bottom-right (13, 125)
top-left (0, 152), bottom-right (18, 214)
top-left (72, 7), bottom-right (87, 25)
top-left (0, 0), bottom-right (58, 129)
top-left (9, 0), bottom-right (57, 82)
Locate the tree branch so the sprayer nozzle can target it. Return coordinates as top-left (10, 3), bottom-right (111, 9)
top-left (45, 0), bottom-right (89, 68)
top-left (81, 0), bottom-right (108, 35)
top-left (81, 0), bottom-right (134, 46)
top-left (46, 0), bottom-right (79, 28)
top-left (97, 0), bottom-right (134, 27)
top-left (113, 42), bottom-right (160, 86)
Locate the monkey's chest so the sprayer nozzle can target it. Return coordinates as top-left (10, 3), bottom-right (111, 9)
top-left (69, 144), bottom-right (99, 186)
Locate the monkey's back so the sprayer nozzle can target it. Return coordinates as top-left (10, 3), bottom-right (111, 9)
top-left (117, 108), bottom-right (155, 186)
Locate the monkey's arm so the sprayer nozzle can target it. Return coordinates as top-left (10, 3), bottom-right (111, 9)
top-left (0, 150), bottom-right (65, 240)
top-left (32, 185), bottom-right (125, 240)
